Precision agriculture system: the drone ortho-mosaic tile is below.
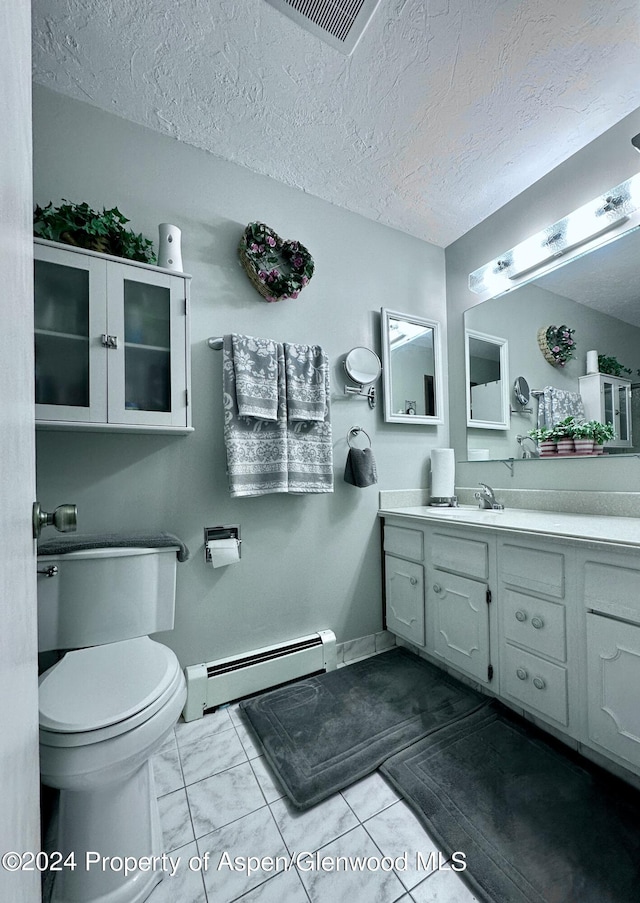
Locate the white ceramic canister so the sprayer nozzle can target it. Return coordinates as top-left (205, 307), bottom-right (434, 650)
top-left (158, 223), bottom-right (183, 271)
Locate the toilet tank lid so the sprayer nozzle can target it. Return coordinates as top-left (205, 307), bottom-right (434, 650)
top-left (39, 637), bottom-right (180, 732)
top-left (37, 531), bottom-right (190, 562)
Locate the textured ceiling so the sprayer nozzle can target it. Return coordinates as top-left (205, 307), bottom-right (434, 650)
top-left (32, 0), bottom-right (640, 247)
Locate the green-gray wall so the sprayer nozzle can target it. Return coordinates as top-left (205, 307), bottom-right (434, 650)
top-left (32, 86), bottom-right (447, 668)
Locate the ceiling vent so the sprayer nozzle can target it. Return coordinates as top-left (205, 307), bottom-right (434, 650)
top-left (264, 0), bottom-right (382, 55)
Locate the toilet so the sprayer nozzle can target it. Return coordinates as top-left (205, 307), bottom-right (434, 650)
top-left (37, 544), bottom-right (187, 903)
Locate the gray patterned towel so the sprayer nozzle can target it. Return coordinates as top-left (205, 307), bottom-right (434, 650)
top-left (284, 343), bottom-right (327, 421)
top-left (232, 334), bottom-right (279, 420)
top-left (223, 335), bottom-right (288, 497)
top-left (223, 335), bottom-right (333, 496)
top-left (537, 386), bottom-right (585, 429)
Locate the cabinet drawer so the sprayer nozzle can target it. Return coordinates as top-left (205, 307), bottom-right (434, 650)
top-left (500, 543), bottom-right (565, 598)
top-left (502, 644), bottom-right (568, 726)
top-left (431, 531), bottom-right (488, 580)
top-left (583, 559), bottom-right (640, 624)
top-left (384, 525), bottom-right (424, 562)
top-left (502, 589), bottom-right (566, 662)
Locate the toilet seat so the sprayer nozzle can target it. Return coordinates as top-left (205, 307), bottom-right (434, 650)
top-left (39, 637), bottom-right (182, 745)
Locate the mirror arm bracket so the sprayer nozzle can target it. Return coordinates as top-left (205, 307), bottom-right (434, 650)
top-left (344, 385), bottom-right (377, 409)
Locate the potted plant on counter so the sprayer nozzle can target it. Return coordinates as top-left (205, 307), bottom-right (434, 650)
top-left (552, 416), bottom-right (578, 455)
top-left (571, 421), bottom-right (595, 455)
top-left (527, 426), bottom-right (556, 456)
top-left (589, 420), bottom-right (616, 453)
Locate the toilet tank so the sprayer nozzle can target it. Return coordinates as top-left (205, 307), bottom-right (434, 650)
top-left (37, 546), bottom-right (178, 652)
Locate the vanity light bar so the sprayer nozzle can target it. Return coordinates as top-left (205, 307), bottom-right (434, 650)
top-left (469, 171), bottom-right (640, 296)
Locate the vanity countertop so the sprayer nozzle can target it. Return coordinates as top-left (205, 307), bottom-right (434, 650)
top-left (378, 505), bottom-right (640, 549)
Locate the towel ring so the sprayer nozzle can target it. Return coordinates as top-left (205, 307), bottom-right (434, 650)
top-left (347, 426), bottom-right (372, 448)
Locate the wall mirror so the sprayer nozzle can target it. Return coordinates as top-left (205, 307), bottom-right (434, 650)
top-left (465, 329), bottom-right (509, 430)
top-left (464, 224), bottom-right (640, 461)
top-left (381, 308), bottom-right (443, 424)
top-left (343, 346), bottom-right (382, 408)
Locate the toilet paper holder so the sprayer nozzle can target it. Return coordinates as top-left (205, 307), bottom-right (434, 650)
top-left (204, 525), bottom-right (242, 563)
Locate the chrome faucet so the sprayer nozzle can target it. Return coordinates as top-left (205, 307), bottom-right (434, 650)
top-left (474, 482), bottom-right (505, 510)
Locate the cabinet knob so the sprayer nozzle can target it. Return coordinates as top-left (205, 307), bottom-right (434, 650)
top-left (516, 668), bottom-right (528, 681)
top-left (531, 616), bottom-right (544, 630)
top-left (533, 677), bottom-right (546, 690)
top-left (433, 583), bottom-right (442, 593)
top-left (410, 577), bottom-right (418, 586)
top-left (515, 610), bottom-right (527, 622)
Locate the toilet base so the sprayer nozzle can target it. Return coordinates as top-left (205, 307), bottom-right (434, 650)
top-left (47, 760), bottom-right (164, 903)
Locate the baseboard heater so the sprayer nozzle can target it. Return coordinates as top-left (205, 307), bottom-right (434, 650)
top-left (182, 629), bottom-right (337, 721)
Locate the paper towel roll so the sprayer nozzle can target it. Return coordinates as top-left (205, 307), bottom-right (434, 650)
top-left (586, 350), bottom-right (598, 374)
top-left (431, 448), bottom-right (455, 500)
top-left (207, 538), bottom-right (240, 568)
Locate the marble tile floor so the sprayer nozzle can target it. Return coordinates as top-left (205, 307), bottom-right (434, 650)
top-left (148, 703), bottom-right (479, 903)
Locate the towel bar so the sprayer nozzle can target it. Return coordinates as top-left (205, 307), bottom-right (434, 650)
top-left (208, 337), bottom-right (223, 350)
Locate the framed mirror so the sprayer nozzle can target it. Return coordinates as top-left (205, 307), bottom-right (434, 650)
top-left (465, 329), bottom-right (510, 430)
top-left (380, 308), bottom-right (443, 424)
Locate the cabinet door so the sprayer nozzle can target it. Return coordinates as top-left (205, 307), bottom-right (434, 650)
top-left (385, 554), bottom-right (425, 647)
top-left (430, 570), bottom-right (490, 683)
top-left (602, 377), bottom-right (631, 447)
top-left (586, 613), bottom-right (640, 769)
top-left (34, 245), bottom-right (107, 422)
top-left (106, 264), bottom-right (188, 428)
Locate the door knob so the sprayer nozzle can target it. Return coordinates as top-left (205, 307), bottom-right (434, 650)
top-left (32, 501), bottom-right (77, 539)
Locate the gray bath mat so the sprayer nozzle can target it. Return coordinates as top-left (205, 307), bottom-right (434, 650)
top-left (240, 647), bottom-right (489, 809)
top-left (381, 702), bottom-right (640, 903)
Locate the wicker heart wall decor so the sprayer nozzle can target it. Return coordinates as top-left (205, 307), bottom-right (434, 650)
top-left (537, 325), bottom-right (576, 367)
top-left (238, 222), bottom-right (315, 302)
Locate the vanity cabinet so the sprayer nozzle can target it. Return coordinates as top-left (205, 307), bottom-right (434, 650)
top-left (34, 239), bottom-right (192, 433)
top-left (381, 507), bottom-right (640, 784)
top-left (579, 373), bottom-right (632, 447)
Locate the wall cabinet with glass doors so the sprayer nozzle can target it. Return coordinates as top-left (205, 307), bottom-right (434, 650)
top-left (34, 239), bottom-right (192, 433)
top-left (579, 373), bottom-right (631, 448)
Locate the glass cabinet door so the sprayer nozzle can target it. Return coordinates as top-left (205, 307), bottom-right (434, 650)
top-left (107, 264), bottom-right (187, 428)
top-left (123, 280), bottom-right (172, 413)
top-left (34, 245), bottom-right (107, 422)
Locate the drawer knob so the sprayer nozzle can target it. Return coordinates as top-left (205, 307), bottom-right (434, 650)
top-left (410, 577), bottom-right (418, 586)
top-left (533, 676), bottom-right (546, 690)
top-left (433, 583), bottom-right (442, 593)
top-left (516, 668), bottom-right (528, 681)
top-left (515, 610), bottom-right (527, 622)
top-left (531, 617), bottom-right (544, 630)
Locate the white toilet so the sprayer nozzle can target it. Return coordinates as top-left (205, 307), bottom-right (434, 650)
top-left (37, 545), bottom-right (187, 903)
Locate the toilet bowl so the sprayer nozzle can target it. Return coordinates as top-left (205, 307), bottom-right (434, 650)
top-left (36, 544), bottom-right (187, 903)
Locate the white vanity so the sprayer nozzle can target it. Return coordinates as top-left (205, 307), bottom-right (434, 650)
top-left (379, 503), bottom-right (640, 784)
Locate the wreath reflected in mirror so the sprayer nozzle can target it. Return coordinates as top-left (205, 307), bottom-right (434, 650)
top-left (537, 325), bottom-right (576, 367)
top-left (238, 222), bottom-right (315, 302)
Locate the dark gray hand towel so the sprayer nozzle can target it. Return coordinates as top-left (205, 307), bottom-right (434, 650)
top-left (38, 531), bottom-right (190, 562)
top-left (344, 447), bottom-right (378, 487)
